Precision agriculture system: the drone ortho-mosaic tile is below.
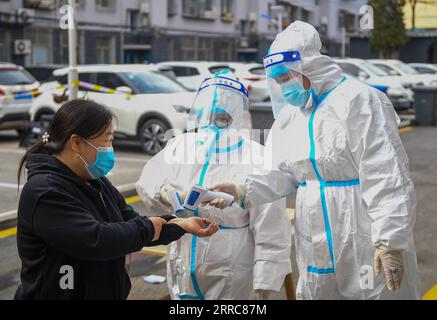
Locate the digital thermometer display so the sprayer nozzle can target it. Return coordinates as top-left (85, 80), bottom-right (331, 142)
top-left (187, 191), bottom-right (201, 206)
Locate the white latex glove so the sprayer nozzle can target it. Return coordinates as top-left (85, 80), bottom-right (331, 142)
top-left (159, 184), bottom-right (174, 207)
top-left (374, 245), bottom-right (404, 293)
top-left (253, 290), bottom-right (275, 300)
top-left (210, 183), bottom-right (246, 209)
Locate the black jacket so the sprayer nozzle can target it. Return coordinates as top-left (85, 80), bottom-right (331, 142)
top-left (14, 153), bottom-right (185, 300)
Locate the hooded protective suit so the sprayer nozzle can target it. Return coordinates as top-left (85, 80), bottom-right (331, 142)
top-left (240, 21), bottom-right (420, 299)
top-left (136, 74), bottom-right (292, 300)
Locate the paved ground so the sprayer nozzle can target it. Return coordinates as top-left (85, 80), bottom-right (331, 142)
top-left (0, 127), bottom-right (436, 300)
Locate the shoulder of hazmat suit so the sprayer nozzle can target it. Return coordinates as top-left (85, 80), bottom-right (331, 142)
top-left (243, 21), bottom-right (420, 300)
top-left (136, 74), bottom-right (292, 300)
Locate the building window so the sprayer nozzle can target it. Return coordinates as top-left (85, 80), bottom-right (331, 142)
top-left (339, 10), bottom-right (356, 32)
top-left (198, 38), bottom-right (212, 60)
top-left (221, 0), bottom-right (234, 22)
top-left (168, 0), bottom-right (178, 16)
top-left (0, 32), bottom-right (10, 62)
top-left (95, 0), bottom-right (116, 13)
top-left (216, 40), bottom-right (232, 61)
top-left (96, 37), bottom-right (115, 64)
top-left (56, 0), bottom-right (86, 10)
top-left (182, 0), bottom-right (215, 20)
top-left (127, 9), bottom-right (140, 31)
top-left (25, 29), bottom-right (53, 65)
top-left (301, 8), bottom-right (311, 24)
top-left (181, 37), bottom-right (196, 61)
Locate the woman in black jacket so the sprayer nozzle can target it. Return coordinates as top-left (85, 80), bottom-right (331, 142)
top-left (14, 99), bottom-right (218, 300)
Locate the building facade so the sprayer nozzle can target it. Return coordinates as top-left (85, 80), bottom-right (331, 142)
top-left (0, 0), bottom-right (367, 67)
top-left (350, 1), bottom-right (437, 63)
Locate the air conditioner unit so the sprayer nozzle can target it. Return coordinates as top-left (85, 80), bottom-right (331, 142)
top-left (14, 40), bottom-right (32, 55)
top-left (17, 8), bottom-right (35, 24)
top-left (140, 1), bottom-right (150, 14)
top-left (204, 10), bottom-right (216, 19)
top-left (248, 12), bottom-right (257, 22)
top-left (240, 37), bottom-right (249, 48)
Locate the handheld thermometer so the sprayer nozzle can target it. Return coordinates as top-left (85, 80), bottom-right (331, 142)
top-left (183, 185), bottom-right (235, 212)
top-left (166, 188), bottom-right (185, 215)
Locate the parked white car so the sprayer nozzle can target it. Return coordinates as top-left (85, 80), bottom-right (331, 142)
top-left (156, 61), bottom-right (235, 91)
top-left (30, 64), bottom-right (195, 155)
top-left (228, 62), bottom-right (270, 102)
top-left (0, 63), bottom-right (40, 132)
top-left (408, 63), bottom-right (437, 75)
top-left (334, 58), bottom-right (413, 110)
top-left (368, 59), bottom-right (437, 87)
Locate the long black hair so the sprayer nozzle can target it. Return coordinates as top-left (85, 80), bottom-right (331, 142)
top-left (18, 99), bottom-right (114, 184)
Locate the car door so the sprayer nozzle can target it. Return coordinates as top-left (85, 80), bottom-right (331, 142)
top-left (85, 72), bottom-right (135, 136)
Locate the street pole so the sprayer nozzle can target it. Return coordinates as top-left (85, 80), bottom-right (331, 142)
top-left (270, 5), bottom-right (284, 33)
top-left (341, 27), bottom-right (346, 58)
top-left (277, 11), bottom-right (283, 33)
top-left (68, 0), bottom-right (78, 100)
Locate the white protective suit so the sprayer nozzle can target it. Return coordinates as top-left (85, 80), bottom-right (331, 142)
top-left (241, 21), bottom-right (420, 299)
top-left (136, 74), bottom-right (292, 300)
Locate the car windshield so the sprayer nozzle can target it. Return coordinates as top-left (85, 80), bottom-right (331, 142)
top-left (361, 62), bottom-right (389, 76)
top-left (208, 66), bottom-right (235, 74)
top-left (373, 63), bottom-right (401, 76)
top-left (395, 63), bottom-right (419, 75)
top-left (122, 71), bottom-right (187, 94)
top-left (250, 67), bottom-right (266, 76)
top-left (0, 69), bottom-right (36, 85)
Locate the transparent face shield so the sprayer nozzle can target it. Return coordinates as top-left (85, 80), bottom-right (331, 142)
top-left (264, 51), bottom-right (310, 118)
top-left (188, 76), bottom-right (250, 132)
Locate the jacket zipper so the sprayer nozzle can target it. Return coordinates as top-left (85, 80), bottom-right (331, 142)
top-left (99, 192), bottom-right (107, 209)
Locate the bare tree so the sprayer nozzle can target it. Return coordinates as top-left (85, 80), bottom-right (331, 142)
top-left (408, 0), bottom-right (437, 30)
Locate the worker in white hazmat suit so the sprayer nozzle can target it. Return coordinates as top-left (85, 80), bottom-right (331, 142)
top-left (136, 72), bottom-right (292, 300)
top-left (208, 21), bottom-right (420, 300)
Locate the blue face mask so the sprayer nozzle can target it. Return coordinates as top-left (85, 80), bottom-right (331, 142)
top-left (281, 82), bottom-right (311, 108)
top-left (79, 138), bottom-right (115, 179)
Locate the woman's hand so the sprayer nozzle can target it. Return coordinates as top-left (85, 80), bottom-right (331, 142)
top-left (149, 217), bottom-right (167, 241)
top-left (169, 217), bottom-right (219, 238)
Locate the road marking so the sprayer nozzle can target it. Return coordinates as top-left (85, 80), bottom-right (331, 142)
top-left (399, 127), bottom-right (413, 134)
top-left (126, 195), bottom-right (141, 205)
top-left (0, 226), bottom-right (17, 239)
top-left (0, 148), bottom-right (25, 154)
top-left (423, 284), bottom-right (437, 300)
top-left (0, 210), bottom-right (17, 222)
top-left (0, 183), bottom-right (22, 189)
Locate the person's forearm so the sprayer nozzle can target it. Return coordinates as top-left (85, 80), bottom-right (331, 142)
top-left (243, 170), bottom-right (298, 208)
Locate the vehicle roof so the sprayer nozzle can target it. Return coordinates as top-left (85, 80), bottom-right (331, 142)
top-left (368, 59), bottom-right (402, 65)
top-left (334, 58), bottom-right (367, 64)
top-left (26, 64), bottom-right (67, 69)
top-left (53, 64), bottom-right (159, 76)
top-left (408, 63), bottom-right (437, 67)
top-left (0, 62), bottom-right (19, 69)
top-left (227, 62), bottom-right (263, 68)
top-left (158, 61), bottom-right (233, 67)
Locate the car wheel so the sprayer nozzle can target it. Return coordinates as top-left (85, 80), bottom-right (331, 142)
top-left (139, 118), bottom-right (169, 155)
top-left (36, 113), bottom-right (54, 130)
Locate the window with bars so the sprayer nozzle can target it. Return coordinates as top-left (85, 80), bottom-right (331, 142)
top-left (221, 0), bottom-right (233, 22)
top-left (182, 0), bottom-right (215, 19)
